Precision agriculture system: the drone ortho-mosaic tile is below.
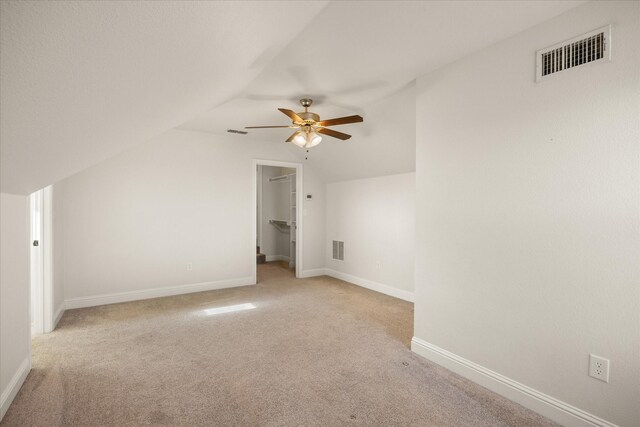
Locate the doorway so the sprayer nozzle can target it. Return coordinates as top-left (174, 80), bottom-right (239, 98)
top-left (252, 160), bottom-right (303, 283)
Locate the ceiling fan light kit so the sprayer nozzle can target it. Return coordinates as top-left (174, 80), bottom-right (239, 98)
top-left (246, 98), bottom-right (363, 148)
top-left (306, 131), bottom-right (322, 148)
top-left (291, 129), bottom-right (322, 148)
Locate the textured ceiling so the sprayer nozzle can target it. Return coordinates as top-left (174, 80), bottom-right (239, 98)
top-left (0, 1), bottom-right (328, 193)
top-left (179, 1), bottom-right (586, 135)
top-left (1, 1), bottom-right (585, 193)
top-left (179, 0), bottom-right (586, 182)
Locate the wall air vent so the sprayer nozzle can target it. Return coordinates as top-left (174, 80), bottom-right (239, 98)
top-left (536, 25), bottom-right (611, 82)
top-left (332, 240), bottom-right (344, 261)
top-left (227, 129), bottom-right (248, 135)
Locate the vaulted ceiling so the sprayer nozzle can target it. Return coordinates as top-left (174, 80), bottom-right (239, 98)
top-left (1, 1), bottom-right (584, 193)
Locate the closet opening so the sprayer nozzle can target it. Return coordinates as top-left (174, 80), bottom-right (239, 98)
top-left (252, 160), bottom-right (303, 283)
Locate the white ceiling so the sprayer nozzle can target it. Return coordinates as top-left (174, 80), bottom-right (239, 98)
top-left (179, 1), bottom-right (585, 136)
top-left (1, 1), bottom-right (585, 193)
top-left (0, 0), bottom-right (328, 193)
top-left (300, 82), bottom-right (417, 183)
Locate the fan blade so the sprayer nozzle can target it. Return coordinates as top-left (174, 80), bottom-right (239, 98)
top-left (317, 127), bottom-right (352, 141)
top-left (317, 115), bottom-right (363, 127)
top-left (278, 108), bottom-right (304, 123)
top-left (285, 132), bottom-right (299, 143)
top-left (245, 125), bottom-right (293, 129)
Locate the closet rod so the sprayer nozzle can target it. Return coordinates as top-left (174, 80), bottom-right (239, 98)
top-left (268, 173), bottom-right (296, 183)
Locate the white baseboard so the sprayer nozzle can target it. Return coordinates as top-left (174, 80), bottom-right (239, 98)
top-left (265, 255), bottom-right (290, 262)
top-left (299, 268), bottom-right (326, 278)
top-left (53, 303), bottom-right (65, 329)
top-left (0, 357), bottom-right (30, 421)
top-left (324, 269), bottom-right (414, 302)
top-left (64, 276), bottom-right (254, 309)
top-left (411, 337), bottom-right (618, 427)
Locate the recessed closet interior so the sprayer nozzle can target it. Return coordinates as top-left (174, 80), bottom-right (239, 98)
top-left (256, 165), bottom-right (296, 269)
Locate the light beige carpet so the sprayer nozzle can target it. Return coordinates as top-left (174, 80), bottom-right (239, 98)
top-left (2, 262), bottom-right (557, 426)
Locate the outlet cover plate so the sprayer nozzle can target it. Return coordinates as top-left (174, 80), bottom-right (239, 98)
top-left (589, 354), bottom-right (610, 383)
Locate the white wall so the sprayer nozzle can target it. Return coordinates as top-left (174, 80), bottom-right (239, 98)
top-left (414, 2), bottom-right (639, 426)
top-left (300, 169), bottom-right (326, 275)
top-left (326, 173), bottom-right (415, 301)
top-left (60, 129), bottom-right (325, 305)
top-left (0, 193), bottom-right (31, 420)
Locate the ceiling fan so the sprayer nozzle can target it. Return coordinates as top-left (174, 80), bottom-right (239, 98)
top-left (245, 98), bottom-right (363, 148)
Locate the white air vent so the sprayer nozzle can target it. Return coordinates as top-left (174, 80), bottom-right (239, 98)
top-left (536, 25), bottom-right (611, 82)
top-left (332, 240), bottom-right (344, 261)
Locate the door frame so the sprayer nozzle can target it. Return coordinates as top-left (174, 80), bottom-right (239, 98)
top-left (30, 190), bottom-right (44, 335)
top-left (42, 186), bottom-right (54, 333)
top-left (252, 159), bottom-right (303, 283)
top-left (29, 186), bottom-right (54, 335)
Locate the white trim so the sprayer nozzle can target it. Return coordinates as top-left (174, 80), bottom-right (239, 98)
top-left (29, 190), bottom-right (44, 335)
top-left (43, 185), bottom-right (54, 333)
top-left (265, 255), bottom-right (290, 262)
top-left (299, 268), bottom-right (326, 278)
top-left (64, 277), bottom-right (253, 310)
top-left (256, 164), bottom-right (263, 249)
top-left (252, 162), bottom-right (258, 285)
top-left (411, 337), bottom-right (618, 427)
top-left (0, 357), bottom-right (31, 421)
top-left (252, 159), bottom-right (303, 283)
top-left (53, 303), bottom-right (65, 329)
top-left (324, 268), bottom-right (414, 302)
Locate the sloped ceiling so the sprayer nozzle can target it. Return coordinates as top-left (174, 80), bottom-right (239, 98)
top-left (0, 1), bottom-right (328, 194)
top-left (180, 0), bottom-right (585, 182)
top-left (1, 1), bottom-right (584, 193)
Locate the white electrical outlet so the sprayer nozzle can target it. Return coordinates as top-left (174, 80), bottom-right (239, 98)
top-left (375, 260), bottom-right (383, 270)
top-left (187, 262), bottom-right (193, 271)
top-left (589, 354), bottom-right (610, 383)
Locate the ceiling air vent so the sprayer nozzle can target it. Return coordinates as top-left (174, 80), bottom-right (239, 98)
top-left (332, 240), bottom-right (344, 261)
top-left (536, 25), bottom-right (611, 82)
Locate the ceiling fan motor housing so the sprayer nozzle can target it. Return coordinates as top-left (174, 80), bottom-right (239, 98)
top-left (298, 111), bottom-right (320, 123)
